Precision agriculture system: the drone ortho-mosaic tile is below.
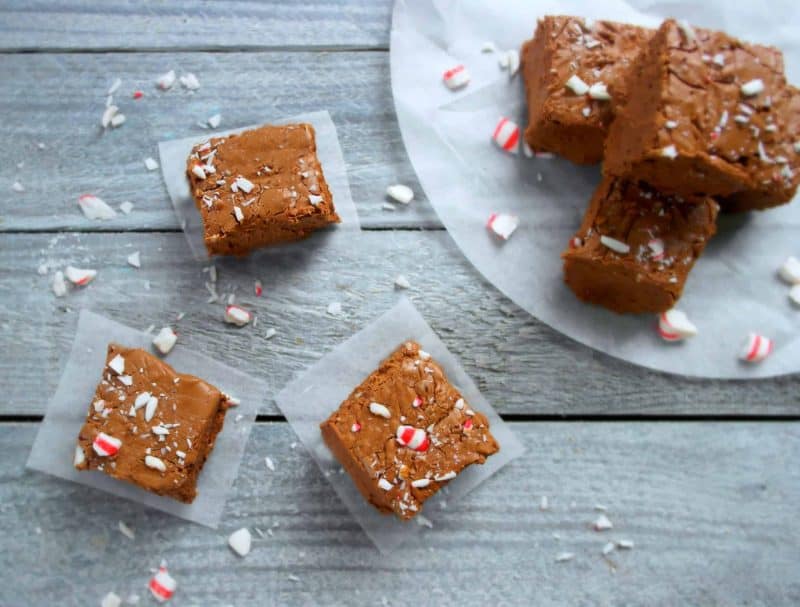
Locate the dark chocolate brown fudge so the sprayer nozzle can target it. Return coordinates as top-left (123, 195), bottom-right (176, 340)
top-left (74, 344), bottom-right (230, 503)
top-left (187, 123), bottom-right (340, 256)
top-left (520, 15), bottom-right (651, 165)
top-left (320, 341), bottom-right (499, 520)
top-left (604, 19), bottom-right (800, 211)
top-left (562, 177), bottom-right (718, 314)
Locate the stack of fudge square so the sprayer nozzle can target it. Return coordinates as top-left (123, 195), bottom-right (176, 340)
top-left (521, 16), bottom-right (800, 314)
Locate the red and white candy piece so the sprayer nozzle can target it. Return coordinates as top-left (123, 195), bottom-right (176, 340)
top-left (152, 327), bottom-right (177, 355)
top-left (156, 69), bottom-right (176, 90)
top-left (739, 333), bottom-right (773, 363)
top-left (396, 425), bottom-right (430, 452)
top-left (411, 396), bottom-right (423, 408)
top-left (487, 213), bottom-right (519, 240)
top-left (149, 566), bottom-right (177, 602)
top-left (254, 280), bottom-right (263, 297)
top-left (658, 308), bottom-right (697, 342)
top-left (351, 422), bottom-right (361, 433)
top-left (492, 117), bottom-right (520, 154)
top-left (442, 64), bottom-right (470, 90)
top-left (93, 432), bottom-right (122, 457)
top-left (78, 194), bottom-right (117, 220)
top-left (224, 305), bottom-right (251, 327)
top-left (463, 418), bottom-right (474, 431)
top-left (64, 266), bottom-right (97, 286)
top-left (648, 238), bottom-right (665, 261)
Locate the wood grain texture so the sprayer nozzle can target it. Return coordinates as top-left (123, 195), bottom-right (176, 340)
top-left (3, 231), bottom-right (798, 417)
top-left (4, 422), bottom-right (799, 606)
top-left (0, 0), bottom-right (392, 51)
top-left (0, 51), bottom-right (440, 231)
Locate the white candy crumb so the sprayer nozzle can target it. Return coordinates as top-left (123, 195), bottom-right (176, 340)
top-left (394, 274), bottom-right (411, 289)
top-left (52, 271), bottom-right (68, 297)
top-left (504, 49), bottom-right (520, 77)
top-left (713, 53), bottom-right (725, 67)
top-left (179, 73), bottom-right (200, 90)
top-left (565, 74), bottom-right (590, 95)
top-left (265, 327), bottom-right (277, 339)
top-left (594, 514), bottom-right (613, 531)
top-left (127, 251), bottom-right (141, 268)
top-left (78, 194), bottom-right (117, 220)
top-left (74, 444), bottom-right (85, 466)
top-left (326, 301), bottom-right (342, 316)
top-left (108, 354), bottom-right (125, 375)
top-left (416, 515), bottom-right (434, 528)
top-left (144, 157), bottom-right (159, 171)
top-left (602, 542), bottom-right (616, 556)
top-left (678, 20), bottom-right (696, 45)
top-left (369, 402), bottom-right (391, 419)
top-left (617, 539), bottom-right (635, 550)
top-left (11, 181), bottom-right (24, 192)
top-left (224, 305), bottom-right (251, 327)
top-left (487, 213), bottom-right (519, 240)
top-left (110, 113), bottom-right (126, 127)
top-left (588, 82), bottom-right (611, 100)
top-left (144, 396), bottom-right (159, 422)
top-left (661, 144), bottom-right (678, 159)
top-left (308, 194), bottom-right (324, 206)
top-left (101, 591), bottom-right (122, 607)
top-left (778, 256), bottom-right (800, 284)
top-left (665, 120), bottom-right (678, 129)
top-left (144, 455), bottom-right (166, 472)
top-left (790, 285), bottom-right (800, 306)
top-left (228, 528), bottom-right (252, 557)
top-left (540, 495), bottom-right (549, 511)
top-left (265, 456), bottom-right (275, 472)
top-left (381, 202), bottom-right (396, 211)
top-left (582, 106), bottom-right (591, 117)
top-left (234, 176), bottom-right (254, 193)
top-left (207, 113), bottom-right (222, 128)
top-left (386, 184), bottom-right (414, 204)
top-left (107, 78), bottom-right (122, 95)
top-left (555, 552), bottom-right (575, 562)
top-left (741, 79), bottom-right (764, 97)
top-left (156, 69), bottom-right (176, 90)
top-left (118, 521), bottom-right (135, 540)
top-left (600, 235), bottom-right (630, 254)
top-left (152, 327), bottom-right (177, 355)
top-left (101, 105), bottom-right (118, 128)
top-left (378, 478), bottom-right (393, 491)
top-left (119, 201), bottom-right (134, 215)
top-left (233, 206), bottom-right (244, 223)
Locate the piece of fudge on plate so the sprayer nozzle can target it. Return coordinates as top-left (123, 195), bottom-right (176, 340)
top-left (187, 123), bottom-right (340, 256)
top-left (562, 177), bottom-right (718, 314)
top-left (320, 341), bottom-right (499, 520)
top-left (75, 343), bottom-right (230, 503)
top-left (604, 19), bottom-right (800, 211)
top-left (520, 15), bottom-right (651, 164)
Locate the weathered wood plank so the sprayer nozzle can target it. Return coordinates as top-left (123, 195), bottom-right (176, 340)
top-left (3, 232), bottom-right (798, 416)
top-left (0, 51), bottom-right (439, 231)
top-left (0, 0), bottom-right (392, 51)
top-left (3, 422), bottom-right (799, 606)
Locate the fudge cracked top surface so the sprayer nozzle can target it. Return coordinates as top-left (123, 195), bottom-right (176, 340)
top-left (323, 341), bottom-right (499, 519)
top-left (75, 344), bottom-right (228, 498)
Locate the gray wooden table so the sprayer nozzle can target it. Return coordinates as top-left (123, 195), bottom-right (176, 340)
top-left (1, 2), bottom-right (798, 605)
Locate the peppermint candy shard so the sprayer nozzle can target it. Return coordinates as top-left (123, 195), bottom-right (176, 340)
top-left (778, 256), bottom-right (800, 284)
top-left (491, 117), bottom-right (520, 154)
top-left (149, 566), bottom-right (176, 602)
top-left (145, 455), bottom-right (167, 472)
top-left (434, 471), bottom-right (457, 482)
top-left (599, 235), bottom-right (630, 254)
top-left (156, 70), bottom-right (176, 90)
top-left (658, 309), bottom-right (697, 342)
top-left (65, 266), bottom-right (97, 286)
top-left (442, 64), bottom-right (470, 90)
top-left (369, 402), bottom-right (391, 419)
top-left (93, 432), bottom-right (122, 457)
top-left (78, 194), bottom-right (117, 220)
top-left (386, 184), bottom-right (414, 204)
top-left (565, 74), bottom-right (589, 95)
top-left (74, 444), bottom-right (85, 466)
top-left (487, 212), bottom-right (520, 240)
top-left (224, 305), bottom-right (251, 327)
top-left (108, 354), bottom-right (125, 375)
top-left (411, 478), bottom-right (431, 488)
top-left (396, 425), bottom-right (430, 452)
top-left (228, 528), bottom-right (252, 557)
top-left (152, 327), bottom-right (177, 355)
top-left (378, 478), bottom-right (393, 491)
top-left (739, 333), bottom-right (773, 363)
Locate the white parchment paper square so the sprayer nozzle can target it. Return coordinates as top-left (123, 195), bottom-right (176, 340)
top-left (391, 0), bottom-right (800, 378)
top-left (158, 110), bottom-right (360, 260)
top-left (275, 297), bottom-right (525, 553)
top-left (27, 310), bottom-right (264, 528)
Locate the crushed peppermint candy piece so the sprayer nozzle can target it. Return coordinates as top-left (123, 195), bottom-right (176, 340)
top-left (540, 495), bottom-right (549, 510)
top-left (152, 327), bottom-right (177, 355)
top-left (565, 74), bottom-right (589, 95)
top-left (190, 163), bottom-right (206, 179)
top-left (308, 194), bottom-right (323, 206)
top-left (118, 375), bottom-right (133, 386)
top-left (326, 301), bottom-right (342, 316)
top-left (65, 266), bottom-right (97, 286)
top-left (492, 117), bottom-right (520, 154)
top-left (107, 78), bottom-right (122, 95)
top-left (78, 194), bottom-right (117, 220)
top-left (254, 280), bottom-right (263, 296)
top-left (144, 157), bottom-right (159, 171)
top-left (418, 350), bottom-right (431, 361)
top-left (101, 104), bottom-right (119, 128)
top-left (581, 106), bottom-right (591, 117)
top-left (588, 82), bottom-right (611, 100)
top-left (149, 566), bottom-right (176, 602)
top-left (228, 528), bottom-right (252, 557)
top-left (648, 238), bottom-right (665, 261)
top-left (442, 64), bottom-right (470, 90)
top-left (144, 396), bottom-right (159, 422)
top-left (790, 285), bottom-right (800, 306)
top-left (665, 120), bottom-right (678, 129)
top-left (127, 251), bottom-right (141, 268)
top-left (600, 235), bottom-right (629, 254)
top-left (416, 514), bottom-right (434, 528)
top-left (487, 212), bottom-right (519, 240)
top-left (386, 184), bottom-right (414, 204)
top-left (369, 402), bottom-right (391, 419)
top-left (741, 79), bottom-right (764, 97)
top-left (156, 70), bottom-right (176, 90)
top-left (522, 141), bottom-right (534, 157)
top-left (396, 425), bottom-right (430, 452)
top-left (101, 591), bottom-right (122, 607)
top-left (264, 327), bottom-right (277, 339)
top-left (145, 455), bottom-right (166, 472)
top-left (658, 308), bottom-right (698, 341)
top-left (93, 432), bottom-right (122, 457)
top-left (233, 206), bottom-right (244, 223)
top-left (11, 181), bottom-right (24, 192)
top-left (133, 90), bottom-right (144, 99)
top-left (739, 332), bottom-right (773, 363)
top-left (434, 471), bottom-right (457, 482)
top-left (411, 478), bottom-right (431, 488)
top-left (118, 521), bottom-right (135, 540)
top-left (108, 354), bottom-right (125, 374)
top-left (351, 422), bottom-right (361, 432)
top-left (394, 274), bottom-right (411, 289)
top-left (617, 539), bottom-right (635, 549)
top-left (74, 444), bottom-right (85, 466)
top-left (224, 305), bottom-right (251, 327)
top-left (661, 144), bottom-right (678, 159)
top-left (778, 256), bottom-right (800, 284)
top-left (119, 201), bottom-right (134, 214)
top-left (378, 478), bottom-right (393, 491)
top-left (233, 176), bottom-right (254, 193)
top-left (555, 552), bottom-right (575, 563)
top-left (602, 542), bottom-right (616, 556)
top-left (207, 113), bottom-right (222, 128)
top-left (179, 73), bottom-right (200, 90)
top-left (134, 392), bottom-right (151, 410)
top-left (265, 456), bottom-right (275, 472)
top-left (52, 271), bottom-right (68, 297)
top-left (110, 113), bottom-right (126, 127)
top-left (593, 513), bottom-right (613, 531)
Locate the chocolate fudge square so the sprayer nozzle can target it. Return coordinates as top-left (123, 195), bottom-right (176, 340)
top-left (187, 123), bottom-right (340, 256)
top-left (562, 177), bottom-right (718, 314)
top-left (320, 341), bottom-right (499, 520)
top-left (604, 19), bottom-right (800, 211)
top-left (74, 344), bottom-right (230, 503)
top-left (520, 15), bottom-right (651, 165)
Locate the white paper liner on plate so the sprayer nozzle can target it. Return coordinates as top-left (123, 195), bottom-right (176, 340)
top-left (27, 310), bottom-right (264, 528)
top-left (157, 110), bottom-right (360, 261)
top-left (274, 297), bottom-right (525, 553)
top-left (390, 0), bottom-right (800, 379)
